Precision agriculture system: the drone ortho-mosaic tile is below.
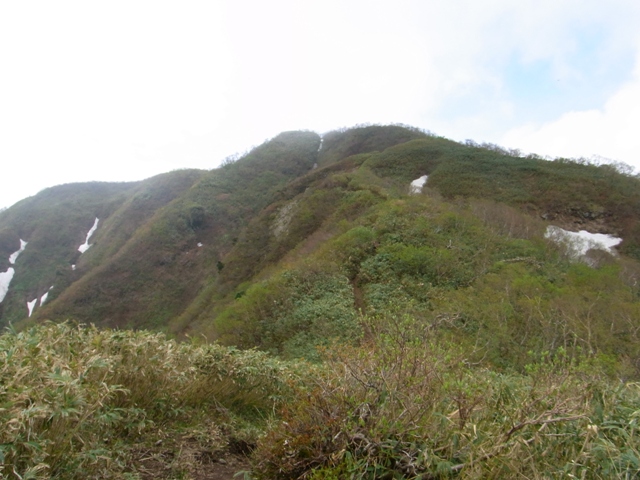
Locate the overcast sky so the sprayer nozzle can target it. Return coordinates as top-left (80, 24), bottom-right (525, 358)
top-left (1, 0), bottom-right (640, 209)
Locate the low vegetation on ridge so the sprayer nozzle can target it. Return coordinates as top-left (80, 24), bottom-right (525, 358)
top-left (3, 320), bottom-right (640, 478)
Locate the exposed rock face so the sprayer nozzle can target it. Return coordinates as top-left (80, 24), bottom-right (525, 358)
top-left (541, 205), bottom-right (612, 235)
top-left (272, 200), bottom-right (299, 239)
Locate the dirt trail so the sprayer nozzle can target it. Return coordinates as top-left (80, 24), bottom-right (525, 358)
top-left (131, 440), bottom-right (252, 480)
top-left (136, 452), bottom-right (251, 479)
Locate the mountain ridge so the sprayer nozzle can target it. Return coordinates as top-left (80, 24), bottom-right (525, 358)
top-left (1, 124), bottom-right (639, 366)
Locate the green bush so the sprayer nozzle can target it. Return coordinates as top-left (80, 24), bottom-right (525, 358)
top-left (216, 269), bottom-right (361, 360)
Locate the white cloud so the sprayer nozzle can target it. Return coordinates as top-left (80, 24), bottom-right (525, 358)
top-left (501, 50), bottom-right (640, 168)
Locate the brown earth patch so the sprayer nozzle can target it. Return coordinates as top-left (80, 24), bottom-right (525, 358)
top-left (131, 443), bottom-right (251, 480)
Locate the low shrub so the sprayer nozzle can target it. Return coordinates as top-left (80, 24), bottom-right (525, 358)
top-left (252, 315), bottom-right (640, 479)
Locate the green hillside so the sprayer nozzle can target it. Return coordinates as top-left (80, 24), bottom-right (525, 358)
top-left (2, 124), bottom-right (640, 478)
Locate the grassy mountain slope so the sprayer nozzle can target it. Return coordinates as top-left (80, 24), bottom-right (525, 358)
top-left (0, 182), bottom-right (139, 325)
top-left (27, 131), bottom-right (321, 330)
top-left (0, 171), bottom-right (205, 327)
top-left (316, 123), bottom-right (428, 167)
top-left (159, 133), bottom-right (640, 376)
top-left (3, 125), bottom-right (640, 478)
top-left (3, 125), bottom-right (639, 348)
top-left (204, 180), bottom-right (640, 372)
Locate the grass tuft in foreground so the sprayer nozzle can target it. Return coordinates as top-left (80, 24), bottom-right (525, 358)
top-left (0, 322), bottom-right (306, 479)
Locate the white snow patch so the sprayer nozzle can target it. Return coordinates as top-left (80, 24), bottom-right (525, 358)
top-left (410, 175), bottom-right (429, 194)
top-left (27, 298), bottom-right (37, 317)
top-left (545, 226), bottom-right (622, 258)
top-left (40, 287), bottom-right (53, 306)
top-left (197, 242), bottom-right (203, 247)
top-left (9, 239), bottom-right (28, 264)
top-left (0, 268), bottom-right (15, 303)
top-left (78, 218), bottom-right (99, 253)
